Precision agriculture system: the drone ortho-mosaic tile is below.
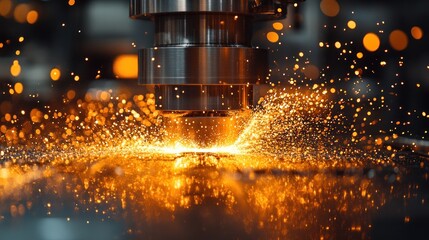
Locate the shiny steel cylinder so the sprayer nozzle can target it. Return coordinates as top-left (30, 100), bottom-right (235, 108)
top-left (130, 0), bottom-right (301, 146)
top-left (131, 0), bottom-right (272, 112)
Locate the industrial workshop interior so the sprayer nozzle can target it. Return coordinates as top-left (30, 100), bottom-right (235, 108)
top-left (1, 0), bottom-right (428, 239)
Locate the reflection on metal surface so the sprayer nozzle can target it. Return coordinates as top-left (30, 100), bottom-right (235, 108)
top-left (1, 149), bottom-right (428, 239)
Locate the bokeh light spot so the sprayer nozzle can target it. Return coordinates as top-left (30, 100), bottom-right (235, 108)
top-left (0, 0), bottom-right (12, 17)
top-left (320, 0), bottom-right (340, 17)
top-left (10, 60), bottom-right (21, 77)
top-left (113, 54), bottom-right (138, 79)
top-left (13, 4), bottom-right (30, 23)
top-left (335, 41), bottom-right (342, 49)
top-left (14, 82), bottom-right (23, 94)
top-left (302, 65), bottom-right (320, 80)
top-left (411, 26), bottom-right (423, 40)
top-left (50, 68), bottom-right (61, 81)
top-left (272, 22), bottom-right (284, 31)
top-left (267, 31), bottom-right (280, 43)
top-left (363, 33), bottom-right (380, 52)
top-left (26, 10), bottom-right (38, 24)
top-left (389, 30), bottom-right (408, 51)
top-left (356, 52), bottom-right (364, 59)
top-left (347, 20), bottom-right (356, 29)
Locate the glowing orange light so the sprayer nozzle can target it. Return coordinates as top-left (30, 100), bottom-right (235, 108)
top-left (363, 33), bottom-right (380, 52)
top-left (67, 90), bottom-right (76, 100)
top-left (356, 52), bottom-right (364, 59)
top-left (0, 0), bottom-right (12, 17)
top-left (100, 91), bottom-right (111, 102)
top-left (50, 68), bottom-right (61, 81)
top-left (13, 4), bottom-right (30, 23)
top-left (30, 108), bottom-right (43, 123)
top-left (335, 41), bottom-right (341, 49)
top-left (26, 10), bottom-right (38, 24)
top-left (347, 20), bottom-right (356, 30)
top-left (320, 0), bottom-right (340, 17)
top-left (266, 32), bottom-right (279, 43)
top-left (10, 60), bottom-right (21, 77)
top-left (14, 82), bottom-right (23, 94)
top-left (389, 30), bottom-right (408, 51)
top-left (68, 0), bottom-right (75, 6)
top-left (113, 54), bottom-right (138, 79)
top-left (411, 26), bottom-right (423, 40)
top-left (273, 22), bottom-right (284, 31)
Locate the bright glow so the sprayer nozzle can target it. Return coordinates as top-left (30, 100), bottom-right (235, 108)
top-left (272, 22), bottom-right (284, 31)
top-left (68, 0), bottom-right (76, 6)
top-left (14, 82), bottom-right (24, 94)
top-left (411, 26), bottom-right (423, 40)
top-left (347, 20), bottom-right (356, 29)
top-left (356, 52), bottom-right (364, 59)
top-left (50, 68), bottom-right (61, 81)
top-left (335, 41), bottom-right (342, 49)
top-left (26, 10), bottom-right (38, 24)
top-left (10, 60), bottom-right (21, 77)
top-left (154, 145), bottom-right (241, 156)
top-left (113, 54), bottom-right (138, 79)
top-left (266, 32), bottom-right (280, 43)
top-left (389, 30), bottom-right (408, 51)
top-left (363, 33), bottom-right (380, 52)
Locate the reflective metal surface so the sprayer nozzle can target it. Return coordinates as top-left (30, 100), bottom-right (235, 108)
top-left (155, 85), bottom-right (252, 111)
top-left (154, 14), bottom-right (252, 47)
top-left (1, 151), bottom-right (428, 240)
top-left (139, 47), bottom-right (267, 85)
top-left (130, 0), bottom-right (303, 146)
top-left (130, 0), bottom-right (299, 114)
top-left (130, 0), bottom-right (250, 18)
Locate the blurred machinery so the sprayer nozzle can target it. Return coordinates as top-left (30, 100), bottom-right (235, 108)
top-left (130, 0), bottom-right (303, 146)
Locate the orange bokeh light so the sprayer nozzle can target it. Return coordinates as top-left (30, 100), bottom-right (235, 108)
top-left (113, 54), bottom-right (138, 79)
top-left (411, 26), bottom-right (423, 40)
top-left (389, 30), bottom-right (408, 51)
top-left (266, 32), bottom-right (280, 43)
top-left (363, 33), bottom-right (380, 52)
top-left (320, 0), bottom-right (340, 17)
